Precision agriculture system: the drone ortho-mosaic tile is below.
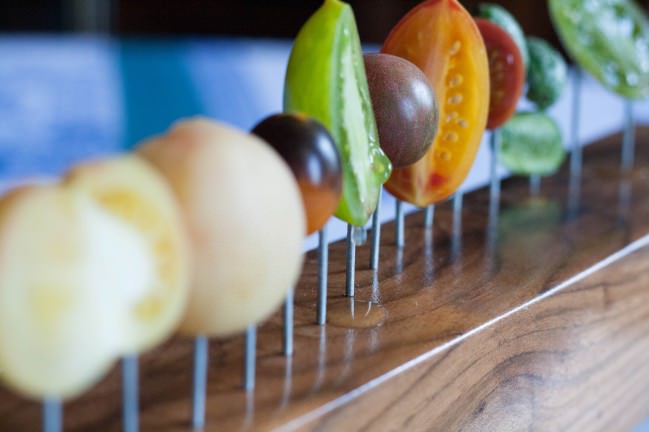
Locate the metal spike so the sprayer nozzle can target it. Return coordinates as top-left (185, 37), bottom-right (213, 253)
top-left (622, 100), bottom-right (635, 173)
top-left (489, 129), bottom-right (501, 204)
top-left (243, 325), bottom-right (256, 391)
top-left (452, 193), bottom-right (463, 236)
top-left (570, 68), bottom-right (583, 179)
top-left (345, 224), bottom-right (356, 297)
top-left (369, 189), bottom-right (382, 270)
top-left (487, 131), bottom-right (501, 258)
top-left (569, 68), bottom-right (583, 218)
top-left (395, 200), bottom-right (405, 248)
top-left (43, 398), bottom-right (62, 432)
top-left (192, 335), bottom-right (208, 429)
top-left (244, 386), bottom-right (255, 428)
top-left (424, 205), bottom-right (435, 229)
top-left (529, 175), bottom-right (541, 196)
top-left (122, 355), bottom-right (139, 432)
top-left (452, 192), bottom-right (463, 260)
top-left (316, 227), bottom-right (328, 325)
top-left (280, 356), bottom-right (293, 408)
top-left (283, 288), bottom-right (294, 356)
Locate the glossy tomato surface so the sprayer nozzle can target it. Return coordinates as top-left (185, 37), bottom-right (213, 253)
top-left (252, 114), bottom-right (342, 235)
top-left (364, 53), bottom-right (438, 168)
top-left (382, 0), bottom-right (490, 207)
top-left (475, 18), bottom-right (525, 129)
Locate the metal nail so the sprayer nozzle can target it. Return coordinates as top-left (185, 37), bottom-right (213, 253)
top-left (192, 336), bottom-right (208, 429)
top-left (316, 227), bottom-right (328, 325)
top-left (122, 355), bottom-right (139, 432)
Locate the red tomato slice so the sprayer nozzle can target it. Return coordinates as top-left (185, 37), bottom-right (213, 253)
top-left (382, 0), bottom-right (490, 207)
top-left (475, 18), bottom-right (525, 130)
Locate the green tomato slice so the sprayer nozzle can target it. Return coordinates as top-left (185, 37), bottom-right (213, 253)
top-left (499, 112), bottom-right (566, 176)
top-left (549, 0), bottom-right (649, 99)
top-left (284, 0), bottom-right (392, 226)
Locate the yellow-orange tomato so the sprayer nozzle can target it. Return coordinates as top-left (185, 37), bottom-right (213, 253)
top-left (382, 0), bottom-right (489, 206)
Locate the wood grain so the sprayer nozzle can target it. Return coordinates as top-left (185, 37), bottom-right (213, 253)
top-left (1, 129), bottom-right (648, 431)
top-left (308, 240), bottom-right (649, 432)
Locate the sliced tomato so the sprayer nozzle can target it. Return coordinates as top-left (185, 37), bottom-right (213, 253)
top-left (550, 0), bottom-right (649, 100)
top-left (382, 0), bottom-right (490, 207)
top-left (475, 18), bottom-right (525, 129)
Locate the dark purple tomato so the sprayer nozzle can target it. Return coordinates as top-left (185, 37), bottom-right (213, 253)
top-left (252, 113), bottom-right (342, 235)
top-left (364, 53), bottom-right (439, 168)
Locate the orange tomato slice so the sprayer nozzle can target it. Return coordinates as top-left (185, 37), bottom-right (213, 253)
top-left (382, 0), bottom-right (489, 206)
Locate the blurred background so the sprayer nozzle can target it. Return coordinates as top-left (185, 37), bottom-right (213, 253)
top-left (1, 1), bottom-right (561, 44)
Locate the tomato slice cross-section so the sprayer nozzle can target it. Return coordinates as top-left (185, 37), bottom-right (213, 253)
top-left (550, 0), bottom-right (649, 99)
top-left (475, 18), bottom-right (525, 129)
top-left (284, 0), bottom-right (392, 226)
top-left (382, 0), bottom-right (490, 207)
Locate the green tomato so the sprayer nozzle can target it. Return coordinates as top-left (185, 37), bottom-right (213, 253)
top-left (549, 0), bottom-right (649, 99)
top-left (475, 3), bottom-right (529, 69)
top-left (284, 0), bottom-right (392, 226)
top-left (526, 37), bottom-right (567, 110)
top-left (499, 112), bottom-right (566, 176)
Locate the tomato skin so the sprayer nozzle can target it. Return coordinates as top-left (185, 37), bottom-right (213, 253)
top-left (364, 53), bottom-right (439, 168)
top-left (252, 114), bottom-right (342, 235)
top-left (475, 18), bottom-right (525, 129)
top-left (382, 0), bottom-right (490, 207)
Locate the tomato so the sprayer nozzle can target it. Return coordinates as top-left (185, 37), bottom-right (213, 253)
top-left (499, 111), bottom-right (565, 175)
top-left (476, 3), bottom-right (529, 70)
top-left (550, 0), bottom-right (649, 99)
top-left (525, 36), bottom-right (567, 110)
top-left (382, 0), bottom-right (490, 207)
top-left (284, 0), bottom-right (392, 227)
top-left (475, 18), bottom-right (525, 129)
top-left (364, 53), bottom-right (439, 168)
top-left (252, 114), bottom-right (343, 235)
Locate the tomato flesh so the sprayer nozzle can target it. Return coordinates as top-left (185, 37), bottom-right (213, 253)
top-left (550, 0), bottom-right (649, 100)
top-left (475, 18), bottom-right (525, 130)
top-left (284, 0), bottom-right (391, 226)
top-left (382, 0), bottom-right (490, 207)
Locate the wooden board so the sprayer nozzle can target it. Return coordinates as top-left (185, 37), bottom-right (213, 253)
top-left (1, 129), bottom-right (648, 431)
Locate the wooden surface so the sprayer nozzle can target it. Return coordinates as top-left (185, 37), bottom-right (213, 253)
top-left (1, 129), bottom-right (649, 431)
